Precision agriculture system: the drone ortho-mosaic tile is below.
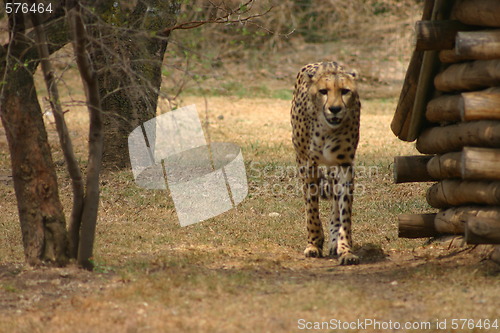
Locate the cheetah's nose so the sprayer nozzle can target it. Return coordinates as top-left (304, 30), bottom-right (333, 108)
top-left (328, 106), bottom-right (342, 114)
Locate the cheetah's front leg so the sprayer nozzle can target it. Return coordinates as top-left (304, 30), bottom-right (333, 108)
top-left (330, 165), bottom-right (359, 265)
top-left (300, 163), bottom-right (324, 258)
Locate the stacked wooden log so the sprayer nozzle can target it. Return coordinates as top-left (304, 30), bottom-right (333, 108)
top-left (391, 0), bottom-right (500, 251)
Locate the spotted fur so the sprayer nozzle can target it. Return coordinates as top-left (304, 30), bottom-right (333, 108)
top-left (291, 62), bottom-right (361, 265)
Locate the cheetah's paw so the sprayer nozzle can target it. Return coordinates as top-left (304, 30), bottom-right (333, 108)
top-left (339, 253), bottom-right (359, 265)
top-left (304, 245), bottom-right (323, 258)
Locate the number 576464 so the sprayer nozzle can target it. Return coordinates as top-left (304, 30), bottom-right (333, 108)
top-left (5, 2), bottom-right (53, 14)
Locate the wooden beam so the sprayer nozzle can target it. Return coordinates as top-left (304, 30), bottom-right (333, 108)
top-left (435, 206), bottom-right (500, 234)
top-left (425, 94), bottom-right (462, 123)
top-left (427, 148), bottom-right (500, 181)
top-left (435, 207), bottom-right (467, 234)
top-left (399, 207), bottom-right (500, 239)
top-left (462, 147), bottom-right (500, 181)
top-left (462, 87), bottom-right (500, 121)
top-left (391, 0), bottom-right (436, 141)
top-left (393, 155), bottom-right (435, 183)
top-left (465, 216), bottom-right (500, 244)
top-left (439, 49), bottom-right (470, 64)
top-left (491, 245), bottom-right (500, 264)
top-left (453, 0), bottom-right (500, 28)
top-left (416, 120), bottom-right (500, 154)
top-left (427, 152), bottom-right (462, 179)
top-left (398, 213), bottom-right (439, 238)
top-left (426, 88), bottom-right (500, 123)
top-left (407, 0), bottom-right (458, 138)
top-left (427, 180), bottom-right (500, 208)
top-left (434, 59), bottom-right (500, 92)
top-left (456, 30), bottom-right (500, 60)
top-left (415, 20), bottom-right (471, 51)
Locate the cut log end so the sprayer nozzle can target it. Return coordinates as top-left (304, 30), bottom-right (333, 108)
top-left (465, 216), bottom-right (500, 244)
top-left (394, 155), bottom-right (435, 183)
top-left (398, 213), bottom-right (438, 238)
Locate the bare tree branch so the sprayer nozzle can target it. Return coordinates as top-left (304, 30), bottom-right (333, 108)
top-left (67, 0), bottom-right (104, 270)
top-left (162, 0), bottom-right (272, 33)
top-left (28, 0), bottom-right (85, 260)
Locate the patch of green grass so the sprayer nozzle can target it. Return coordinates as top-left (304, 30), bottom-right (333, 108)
top-left (89, 258), bottom-right (114, 274)
top-left (1, 284), bottom-right (18, 293)
top-left (271, 89), bottom-right (293, 100)
top-left (182, 82), bottom-right (291, 100)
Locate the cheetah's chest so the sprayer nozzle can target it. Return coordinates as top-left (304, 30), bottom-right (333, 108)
top-left (308, 120), bottom-right (359, 166)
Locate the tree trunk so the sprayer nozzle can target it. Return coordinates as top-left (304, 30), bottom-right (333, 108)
top-left (87, 1), bottom-right (179, 170)
top-left (30, 6), bottom-right (85, 261)
top-left (68, 1), bottom-right (104, 270)
top-left (0, 30), bottom-right (68, 266)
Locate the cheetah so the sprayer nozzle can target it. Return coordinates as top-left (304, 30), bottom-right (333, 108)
top-left (291, 62), bottom-right (361, 265)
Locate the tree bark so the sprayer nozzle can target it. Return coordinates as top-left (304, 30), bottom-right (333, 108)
top-left (86, 0), bottom-right (179, 169)
top-left (68, 1), bottom-right (104, 270)
top-left (30, 4), bottom-right (85, 261)
top-left (0, 21), bottom-right (68, 265)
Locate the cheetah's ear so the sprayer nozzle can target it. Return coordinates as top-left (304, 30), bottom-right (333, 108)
top-left (305, 67), bottom-right (318, 80)
top-left (348, 69), bottom-right (359, 80)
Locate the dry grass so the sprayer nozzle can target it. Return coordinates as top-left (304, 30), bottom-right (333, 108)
top-left (1, 94), bottom-right (499, 332)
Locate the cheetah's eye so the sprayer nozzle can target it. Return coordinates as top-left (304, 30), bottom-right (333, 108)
top-left (341, 88), bottom-right (351, 95)
top-left (319, 89), bottom-right (328, 95)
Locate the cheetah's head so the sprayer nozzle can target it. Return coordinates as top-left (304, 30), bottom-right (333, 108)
top-left (308, 70), bottom-right (358, 129)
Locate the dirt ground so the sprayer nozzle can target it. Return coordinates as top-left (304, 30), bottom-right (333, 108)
top-left (0, 245), bottom-right (498, 332)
